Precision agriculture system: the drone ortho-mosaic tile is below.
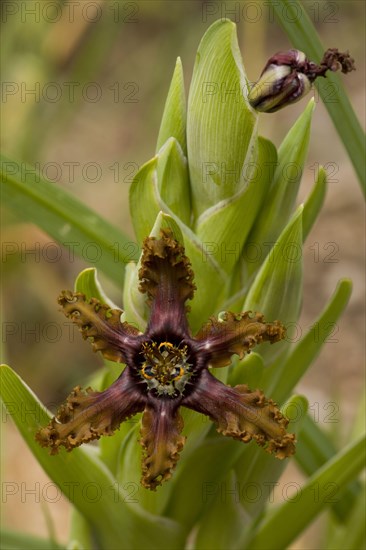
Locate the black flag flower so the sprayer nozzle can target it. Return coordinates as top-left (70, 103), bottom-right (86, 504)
top-left (36, 230), bottom-right (295, 490)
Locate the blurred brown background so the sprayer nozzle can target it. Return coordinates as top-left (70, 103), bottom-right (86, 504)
top-left (1, 1), bottom-right (365, 548)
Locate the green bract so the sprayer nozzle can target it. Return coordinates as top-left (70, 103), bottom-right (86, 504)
top-left (187, 20), bottom-right (257, 217)
top-left (1, 18), bottom-right (364, 550)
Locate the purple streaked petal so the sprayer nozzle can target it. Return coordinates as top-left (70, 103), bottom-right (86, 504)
top-left (139, 230), bottom-right (195, 339)
top-left (195, 311), bottom-right (285, 368)
top-left (183, 370), bottom-right (295, 459)
top-left (262, 49), bottom-right (307, 71)
top-left (36, 368), bottom-right (145, 453)
top-left (59, 290), bottom-right (141, 363)
top-left (140, 396), bottom-right (185, 490)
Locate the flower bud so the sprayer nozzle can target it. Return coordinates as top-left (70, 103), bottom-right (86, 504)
top-left (249, 48), bottom-right (355, 113)
top-left (249, 50), bottom-right (312, 113)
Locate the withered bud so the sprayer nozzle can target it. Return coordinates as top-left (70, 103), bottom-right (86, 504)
top-left (249, 48), bottom-right (355, 113)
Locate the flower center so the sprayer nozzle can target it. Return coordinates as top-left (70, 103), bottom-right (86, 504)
top-left (139, 341), bottom-right (192, 397)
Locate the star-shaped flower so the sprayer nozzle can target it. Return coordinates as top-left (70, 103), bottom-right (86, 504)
top-left (36, 230), bottom-right (295, 490)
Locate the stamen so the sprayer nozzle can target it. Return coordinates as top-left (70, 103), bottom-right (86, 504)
top-left (139, 341), bottom-right (192, 397)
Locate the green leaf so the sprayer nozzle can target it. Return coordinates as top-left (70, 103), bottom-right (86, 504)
top-left (157, 138), bottom-right (191, 226)
top-left (243, 206), bottom-right (303, 362)
top-left (149, 209), bottom-right (185, 241)
top-left (350, 387), bottom-right (366, 442)
top-left (183, 234), bottom-right (226, 332)
top-left (129, 156), bottom-right (160, 244)
top-left (194, 396), bottom-right (308, 549)
top-left (295, 415), bottom-right (361, 521)
top-left (302, 166), bottom-right (327, 241)
top-left (233, 395), bottom-right (308, 518)
top-left (122, 261), bottom-right (147, 328)
top-left (243, 434), bottom-right (366, 550)
top-left (0, 530), bottom-right (63, 550)
top-left (68, 508), bottom-right (94, 550)
top-left (156, 57), bottom-right (187, 155)
top-left (0, 364), bottom-right (185, 550)
top-left (100, 406), bottom-right (141, 478)
top-left (129, 139), bottom-right (190, 240)
top-left (326, 483), bottom-right (366, 550)
top-left (245, 99), bottom-right (314, 277)
top-left (269, 0), bottom-right (366, 196)
top-left (0, 155), bottom-right (137, 285)
top-left (164, 438), bottom-right (242, 529)
top-left (228, 352), bottom-right (265, 388)
top-left (196, 137), bottom-right (277, 274)
top-left (262, 278), bottom-right (352, 403)
top-left (187, 19), bottom-right (257, 217)
top-left (74, 268), bottom-right (118, 308)
top-left (194, 470), bottom-right (248, 550)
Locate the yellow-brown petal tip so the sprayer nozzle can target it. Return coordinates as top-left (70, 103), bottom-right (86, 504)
top-left (138, 229), bottom-right (196, 306)
top-left (140, 402), bottom-right (186, 490)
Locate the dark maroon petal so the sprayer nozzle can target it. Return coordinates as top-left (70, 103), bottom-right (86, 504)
top-left (59, 290), bottom-right (141, 363)
top-left (138, 230), bottom-right (196, 339)
top-left (36, 368), bottom-right (145, 453)
top-left (183, 370), bottom-right (295, 459)
top-left (262, 49), bottom-right (305, 71)
top-left (140, 396), bottom-right (186, 490)
top-left (319, 48), bottom-right (355, 75)
top-left (195, 311), bottom-right (285, 368)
